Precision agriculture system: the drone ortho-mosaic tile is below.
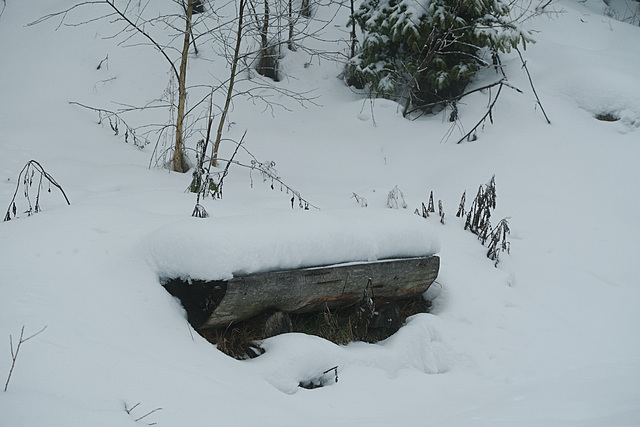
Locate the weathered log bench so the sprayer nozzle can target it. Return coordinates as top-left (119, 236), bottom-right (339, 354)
top-left (163, 255), bottom-right (439, 331)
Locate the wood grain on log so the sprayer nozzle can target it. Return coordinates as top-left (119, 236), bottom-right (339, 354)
top-left (198, 256), bottom-right (439, 329)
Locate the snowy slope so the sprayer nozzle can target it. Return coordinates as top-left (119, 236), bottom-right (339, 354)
top-left (1, 0), bottom-right (639, 425)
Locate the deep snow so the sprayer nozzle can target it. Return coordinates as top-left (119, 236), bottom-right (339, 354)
top-left (144, 209), bottom-right (440, 280)
top-left (1, 0), bottom-right (639, 425)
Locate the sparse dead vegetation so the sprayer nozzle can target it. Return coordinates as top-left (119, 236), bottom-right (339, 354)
top-left (197, 293), bottom-right (433, 359)
top-left (4, 326), bottom-right (47, 392)
top-left (124, 401), bottom-right (162, 426)
top-left (418, 175), bottom-right (511, 266)
top-left (4, 160), bottom-right (70, 222)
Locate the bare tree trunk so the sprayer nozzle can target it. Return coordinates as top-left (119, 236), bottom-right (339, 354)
top-left (301, 0), bottom-right (311, 18)
top-left (288, 0), bottom-right (295, 51)
top-left (257, 0), bottom-right (270, 75)
top-left (173, 0), bottom-right (195, 173)
top-left (211, 0), bottom-right (246, 167)
top-left (349, 0), bottom-right (356, 58)
top-left (262, 0), bottom-right (269, 48)
top-left (402, 29), bottom-right (453, 117)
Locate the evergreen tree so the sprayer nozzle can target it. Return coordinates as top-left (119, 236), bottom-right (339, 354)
top-left (347, 0), bottom-right (533, 114)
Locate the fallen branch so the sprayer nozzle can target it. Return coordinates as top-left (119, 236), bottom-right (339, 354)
top-left (124, 401), bottom-right (162, 425)
top-left (69, 101), bottom-right (159, 148)
top-left (516, 47), bottom-right (551, 124)
top-left (406, 79), bottom-right (508, 118)
top-left (455, 83), bottom-right (504, 144)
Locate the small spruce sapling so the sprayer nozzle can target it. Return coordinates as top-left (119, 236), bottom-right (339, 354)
top-left (348, 0), bottom-right (532, 115)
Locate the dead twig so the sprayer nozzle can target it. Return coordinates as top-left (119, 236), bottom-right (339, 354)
top-left (455, 83), bottom-right (504, 144)
top-left (69, 101), bottom-right (152, 148)
top-left (124, 401), bottom-right (162, 425)
top-left (323, 366), bottom-right (339, 383)
top-left (406, 79), bottom-right (508, 118)
top-left (4, 326), bottom-right (47, 392)
top-left (516, 47), bottom-right (551, 124)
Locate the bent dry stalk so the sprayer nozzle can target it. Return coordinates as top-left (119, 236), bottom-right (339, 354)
top-left (4, 160), bottom-right (70, 221)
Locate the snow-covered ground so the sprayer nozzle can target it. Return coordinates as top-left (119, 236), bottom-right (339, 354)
top-left (1, 0), bottom-right (639, 425)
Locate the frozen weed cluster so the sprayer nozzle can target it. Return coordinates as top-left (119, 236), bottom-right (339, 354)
top-left (417, 175), bottom-right (511, 266)
top-left (3, 160), bottom-right (70, 222)
top-left (460, 175), bottom-right (511, 265)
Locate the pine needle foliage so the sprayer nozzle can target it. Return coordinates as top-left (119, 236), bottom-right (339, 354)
top-left (347, 0), bottom-right (533, 112)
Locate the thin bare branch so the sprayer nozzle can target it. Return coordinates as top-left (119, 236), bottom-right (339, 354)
top-left (104, 0), bottom-right (180, 79)
top-left (29, 1), bottom-right (180, 79)
top-left (4, 326), bottom-right (47, 392)
top-left (211, 0), bottom-right (246, 167)
top-left (455, 83), bottom-right (504, 144)
top-left (516, 47), bottom-right (551, 124)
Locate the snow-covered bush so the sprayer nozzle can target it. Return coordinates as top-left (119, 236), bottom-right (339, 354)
top-left (347, 0), bottom-right (533, 114)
